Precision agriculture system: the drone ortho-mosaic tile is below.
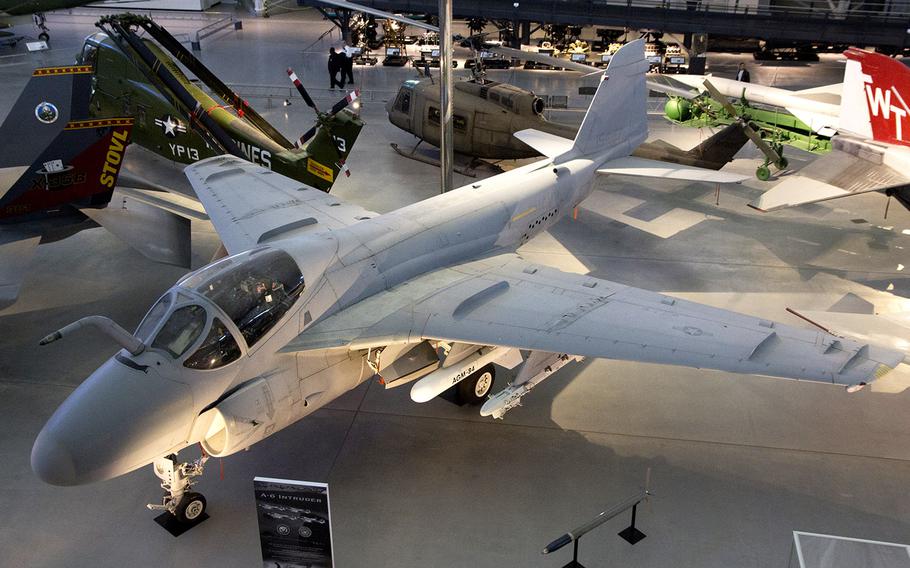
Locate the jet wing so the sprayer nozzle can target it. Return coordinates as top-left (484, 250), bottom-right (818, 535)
top-left (284, 254), bottom-right (904, 386)
top-left (184, 156), bottom-right (379, 255)
top-left (750, 147), bottom-right (910, 211)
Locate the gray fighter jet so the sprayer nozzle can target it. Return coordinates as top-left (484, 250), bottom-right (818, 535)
top-left (33, 41), bottom-right (906, 525)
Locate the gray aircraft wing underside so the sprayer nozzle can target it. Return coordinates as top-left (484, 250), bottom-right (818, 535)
top-left (283, 253), bottom-right (904, 386)
top-left (184, 156), bottom-right (379, 255)
top-left (0, 233), bottom-right (40, 310)
top-left (750, 143), bottom-right (910, 211)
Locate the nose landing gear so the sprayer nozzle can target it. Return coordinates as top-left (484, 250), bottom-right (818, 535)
top-left (147, 453), bottom-right (210, 535)
top-left (33, 13), bottom-right (49, 43)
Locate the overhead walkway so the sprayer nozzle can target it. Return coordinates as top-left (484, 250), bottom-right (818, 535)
top-left (299, 0), bottom-right (910, 48)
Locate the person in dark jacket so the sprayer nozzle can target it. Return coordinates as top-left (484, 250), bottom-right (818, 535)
top-left (328, 47), bottom-right (344, 89)
top-left (341, 43), bottom-right (355, 84)
top-left (736, 62), bottom-right (751, 83)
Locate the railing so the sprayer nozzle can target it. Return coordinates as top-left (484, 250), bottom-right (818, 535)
top-left (225, 83), bottom-right (400, 107)
top-left (591, 0), bottom-right (910, 20)
top-left (222, 81), bottom-right (671, 112)
top-left (46, 8), bottom-right (243, 50)
top-left (320, 0), bottom-right (910, 22)
top-left (191, 15), bottom-right (243, 50)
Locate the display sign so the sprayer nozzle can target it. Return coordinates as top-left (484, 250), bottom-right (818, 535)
top-left (570, 53), bottom-right (587, 62)
top-left (254, 477), bottom-right (334, 567)
top-left (669, 56), bottom-right (686, 65)
top-left (386, 47), bottom-right (401, 56)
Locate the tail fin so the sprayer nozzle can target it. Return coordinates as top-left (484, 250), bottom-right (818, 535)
top-left (570, 39), bottom-right (649, 158)
top-left (300, 106), bottom-right (365, 191)
top-left (843, 48), bottom-right (910, 145)
top-left (0, 66), bottom-right (133, 219)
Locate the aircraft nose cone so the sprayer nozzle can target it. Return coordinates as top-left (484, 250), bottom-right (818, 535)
top-left (31, 429), bottom-right (77, 486)
top-left (31, 355), bottom-right (195, 486)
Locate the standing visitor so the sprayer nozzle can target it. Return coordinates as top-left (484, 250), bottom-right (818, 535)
top-left (328, 47), bottom-right (344, 89)
top-left (736, 62), bottom-right (751, 83)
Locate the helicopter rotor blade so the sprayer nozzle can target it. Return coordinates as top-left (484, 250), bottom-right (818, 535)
top-left (297, 90), bottom-right (360, 147)
top-left (483, 44), bottom-right (600, 73)
top-left (329, 89), bottom-right (360, 116)
top-left (287, 67), bottom-right (320, 113)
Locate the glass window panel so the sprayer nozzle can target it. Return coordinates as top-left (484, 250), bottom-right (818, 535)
top-left (135, 293), bottom-right (172, 342)
top-left (184, 318), bottom-right (241, 370)
top-left (151, 305), bottom-right (207, 359)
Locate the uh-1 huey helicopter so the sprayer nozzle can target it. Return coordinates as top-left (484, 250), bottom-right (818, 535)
top-left (79, 14), bottom-right (364, 193)
top-left (384, 26), bottom-right (749, 175)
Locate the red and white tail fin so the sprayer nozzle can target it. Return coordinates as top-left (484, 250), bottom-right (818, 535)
top-left (843, 48), bottom-right (910, 146)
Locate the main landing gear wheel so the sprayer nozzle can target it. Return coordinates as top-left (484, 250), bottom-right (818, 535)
top-left (756, 165), bottom-right (771, 181)
top-left (38, 32), bottom-right (49, 42)
top-left (456, 364), bottom-right (495, 405)
top-left (177, 492), bottom-right (207, 523)
top-left (776, 157), bottom-right (789, 170)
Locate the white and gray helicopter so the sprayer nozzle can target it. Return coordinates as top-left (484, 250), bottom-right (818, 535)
top-left (33, 41), bottom-right (905, 524)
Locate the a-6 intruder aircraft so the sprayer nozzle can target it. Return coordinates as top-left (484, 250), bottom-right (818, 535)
top-left (82, 14), bottom-right (363, 192)
top-left (33, 41), bottom-right (905, 526)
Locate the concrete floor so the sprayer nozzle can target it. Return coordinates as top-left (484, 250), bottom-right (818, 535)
top-left (1, 7), bottom-right (909, 568)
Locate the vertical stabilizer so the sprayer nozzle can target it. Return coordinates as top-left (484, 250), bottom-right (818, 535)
top-left (843, 48), bottom-right (910, 145)
top-left (571, 39), bottom-right (649, 158)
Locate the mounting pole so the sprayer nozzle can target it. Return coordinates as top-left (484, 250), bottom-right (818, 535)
top-left (439, 0), bottom-right (454, 193)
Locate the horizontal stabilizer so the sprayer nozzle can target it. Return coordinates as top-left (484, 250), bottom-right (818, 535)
top-left (750, 177), bottom-right (866, 211)
top-left (513, 129), bottom-right (573, 159)
top-left (597, 156), bottom-right (748, 183)
top-left (751, 145), bottom-right (909, 211)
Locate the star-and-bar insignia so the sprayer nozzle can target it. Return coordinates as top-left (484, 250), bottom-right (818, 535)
top-left (154, 115), bottom-right (187, 138)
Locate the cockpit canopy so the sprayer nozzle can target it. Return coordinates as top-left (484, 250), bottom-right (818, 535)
top-left (136, 248), bottom-right (305, 370)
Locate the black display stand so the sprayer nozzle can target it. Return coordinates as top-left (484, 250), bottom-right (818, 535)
top-left (153, 511), bottom-right (209, 537)
top-left (618, 504), bottom-right (647, 545)
top-left (559, 502), bottom-right (647, 566)
top-left (561, 540), bottom-right (586, 568)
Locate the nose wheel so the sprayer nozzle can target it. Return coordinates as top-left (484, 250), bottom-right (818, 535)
top-left (147, 454), bottom-right (210, 535)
